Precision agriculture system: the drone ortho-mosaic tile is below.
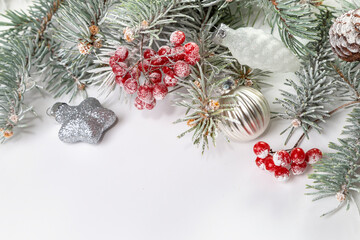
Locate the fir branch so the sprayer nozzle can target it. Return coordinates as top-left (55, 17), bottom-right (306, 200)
top-left (274, 59), bottom-right (337, 144)
top-left (274, 8), bottom-right (337, 144)
top-left (174, 65), bottom-right (227, 154)
top-left (262, 0), bottom-right (321, 57)
top-left (42, 0), bottom-right (113, 98)
top-left (331, 62), bottom-right (360, 101)
top-left (0, 0), bottom-right (64, 142)
top-left (307, 107), bottom-right (360, 217)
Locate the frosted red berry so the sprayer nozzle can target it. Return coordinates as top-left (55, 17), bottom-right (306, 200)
top-left (150, 56), bottom-right (165, 67)
top-left (264, 155), bottom-right (276, 172)
top-left (158, 46), bottom-right (171, 63)
top-left (171, 46), bottom-right (185, 61)
top-left (112, 62), bottom-right (128, 77)
top-left (174, 60), bottom-right (190, 78)
top-left (109, 56), bottom-right (118, 67)
top-left (123, 78), bottom-right (138, 94)
top-left (184, 52), bottom-right (200, 66)
top-left (170, 31), bottom-right (186, 46)
top-left (145, 99), bottom-right (157, 110)
top-left (184, 42), bottom-right (199, 54)
top-left (115, 76), bottom-right (125, 85)
top-left (153, 83), bottom-right (168, 100)
top-left (134, 97), bottom-right (145, 110)
top-left (143, 49), bottom-right (156, 59)
top-left (163, 74), bottom-right (178, 87)
top-left (255, 157), bottom-right (266, 170)
top-left (291, 161), bottom-right (307, 175)
top-left (138, 60), bottom-right (150, 72)
top-left (305, 148), bottom-right (323, 164)
top-left (137, 85), bottom-right (154, 103)
top-left (114, 46), bottom-right (129, 62)
top-left (130, 67), bottom-right (141, 80)
top-left (253, 141), bottom-right (270, 159)
top-left (274, 166), bottom-right (290, 181)
top-left (149, 70), bottom-right (162, 84)
top-left (290, 148), bottom-right (306, 164)
top-left (162, 66), bottom-right (175, 77)
top-left (273, 150), bottom-right (291, 167)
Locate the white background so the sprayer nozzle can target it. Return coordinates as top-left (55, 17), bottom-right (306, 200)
top-left (1, 1), bottom-right (359, 240)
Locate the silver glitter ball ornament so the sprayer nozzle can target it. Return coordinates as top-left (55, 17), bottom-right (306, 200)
top-left (219, 86), bottom-right (271, 142)
top-left (50, 97), bottom-right (117, 144)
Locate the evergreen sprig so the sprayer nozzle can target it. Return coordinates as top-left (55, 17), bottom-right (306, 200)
top-left (274, 8), bottom-right (336, 144)
top-left (274, 59), bottom-right (336, 144)
top-left (260, 0), bottom-right (321, 57)
top-left (307, 107), bottom-right (360, 216)
top-left (0, 0), bottom-right (64, 141)
top-left (42, 0), bottom-right (113, 99)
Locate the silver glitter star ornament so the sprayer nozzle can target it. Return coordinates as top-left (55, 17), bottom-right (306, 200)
top-left (49, 97), bottom-right (117, 144)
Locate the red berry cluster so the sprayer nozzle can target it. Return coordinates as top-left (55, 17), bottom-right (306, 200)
top-left (253, 141), bottom-right (323, 182)
top-left (108, 30), bottom-right (200, 110)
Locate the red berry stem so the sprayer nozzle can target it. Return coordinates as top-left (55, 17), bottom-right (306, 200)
top-left (168, 85), bottom-right (183, 94)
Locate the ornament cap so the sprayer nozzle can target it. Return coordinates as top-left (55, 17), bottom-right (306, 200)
top-left (212, 24), bottom-right (230, 45)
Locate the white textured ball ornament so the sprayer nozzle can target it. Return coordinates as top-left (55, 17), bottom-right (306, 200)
top-left (219, 86), bottom-right (271, 141)
top-left (213, 24), bottom-right (300, 72)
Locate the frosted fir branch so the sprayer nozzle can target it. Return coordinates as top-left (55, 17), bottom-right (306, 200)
top-left (260, 0), bottom-right (321, 57)
top-left (273, 8), bottom-right (338, 145)
top-left (0, 0), bottom-right (64, 142)
top-left (274, 58), bottom-right (337, 144)
top-left (0, 0), bottom-right (63, 38)
top-left (107, 0), bottom-right (194, 46)
top-left (307, 107), bottom-right (360, 217)
top-left (331, 62), bottom-right (360, 102)
top-left (336, 0), bottom-right (360, 13)
top-left (39, 0), bottom-right (114, 99)
top-left (174, 65), bottom-right (230, 154)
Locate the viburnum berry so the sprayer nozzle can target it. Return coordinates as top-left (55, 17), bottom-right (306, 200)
top-left (163, 74), bottom-right (178, 87)
top-left (184, 52), bottom-right (200, 66)
top-left (305, 148), bottom-right (323, 164)
top-left (274, 166), bottom-right (290, 181)
top-left (112, 62), bottom-right (128, 77)
top-left (134, 97), bottom-right (145, 110)
top-left (253, 141), bottom-right (270, 159)
top-left (123, 78), bottom-right (138, 94)
top-left (114, 46), bottom-right (129, 62)
top-left (130, 67), bottom-right (141, 80)
top-left (158, 46), bottom-right (171, 62)
top-left (171, 46), bottom-right (185, 61)
top-left (290, 161), bottom-right (307, 175)
top-left (174, 60), bottom-right (190, 78)
top-left (273, 150), bottom-right (291, 167)
top-left (255, 157), bottom-right (266, 170)
top-left (137, 85), bottom-right (154, 103)
top-left (158, 46), bottom-right (172, 56)
top-left (153, 83), bottom-right (168, 100)
top-left (145, 99), bottom-right (157, 110)
top-left (115, 76), bottom-right (125, 85)
top-left (264, 155), bottom-right (276, 172)
top-left (170, 31), bottom-right (186, 46)
top-left (290, 148), bottom-right (306, 164)
top-left (149, 70), bottom-right (162, 84)
top-left (162, 66), bottom-right (175, 77)
top-left (138, 60), bottom-right (150, 72)
top-left (184, 42), bottom-right (199, 54)
top-left (150, 55), bottom-right (165, 67)
top-left (109, 56), bottom-right (118, 68)
top-left (143, 48), bottom-right (156, 59)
